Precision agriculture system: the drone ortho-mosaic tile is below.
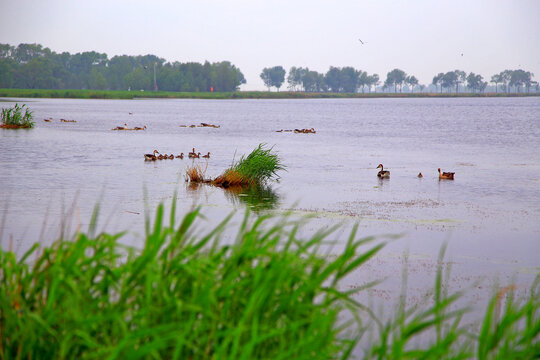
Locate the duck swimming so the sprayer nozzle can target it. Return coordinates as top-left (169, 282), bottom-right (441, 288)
top-left (144, 149), bottom-right (159, 161)
top-left (202, 152), bottom-right (210, 158)
top-left (438, 168), bottom-right (455, 180)
top-left (417, 172), bottom-right (423, 178)
top-left (112, 123), bottom-right (128, 130)
top-left (376, 164), bottom-right (390, 178)
top-left (176, 153), bottom-right (184, 159)
top-left (168, 154), bottom-right (174, 160)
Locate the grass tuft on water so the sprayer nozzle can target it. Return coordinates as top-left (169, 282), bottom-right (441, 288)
top-left (185, 163), bottom-right (209, 183)
top-left (229, 143), bottom-right (284, 184)
top-left (187, 144), bottom-right (285, 188)
top-left (0, 103), bottom-right (35, 129)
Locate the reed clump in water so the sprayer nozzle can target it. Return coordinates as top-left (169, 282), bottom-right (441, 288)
top-left (0, 103), bottom-right (35, 129)
top-left (186, 144), bottom-right (285, 188)
top-left (185, 163), bottom-right (210, 183)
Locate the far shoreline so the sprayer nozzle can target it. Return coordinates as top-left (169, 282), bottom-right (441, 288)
top-left (1, 88), bottom-right (539, 100)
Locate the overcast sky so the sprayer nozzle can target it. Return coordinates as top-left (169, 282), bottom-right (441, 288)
top-left (1, 0), bottom-right (539, 90)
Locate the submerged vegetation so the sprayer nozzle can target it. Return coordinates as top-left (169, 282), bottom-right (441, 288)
top-left (0, 103), bottom-right (34, 128)
top-left (0, 201), bottom-right (539, 359)
top-left (187, 144), bottom-right (285, 188)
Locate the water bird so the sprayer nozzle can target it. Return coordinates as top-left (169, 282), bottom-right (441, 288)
top-left (376, 164), bottom-right (390, 178)
top-left (144, 149), bottom-right (159, 161)
top-left (112, 123), bottom-right (128, 130)
top-left (133, 125), bottom-right (146, 130)
top-left (157, 154), bottom-right (164, 160)
top-left (202, 152), bottom-right (210, 158)
top-left (418, 172), bottom-right (423, 178)
top-left (168, 154), bottom-right (174, 160)
top-left (176, 153), bottom-right (184, 159)
top-left (44, 118), bottom-right (52, 122)
top-left (188, 148), bottom-right (196, 157)
top-left (438, 168), bottom-right (455, 180)
top-left (190, 152), bottom-right (201, 159)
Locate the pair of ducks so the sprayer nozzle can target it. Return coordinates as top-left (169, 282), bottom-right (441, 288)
top-left (376, 164), bottom-right (455, 180)
top-left (113, 124), bottom-right (146, 131)
top-left (188, 148), bottom-right (210, 159)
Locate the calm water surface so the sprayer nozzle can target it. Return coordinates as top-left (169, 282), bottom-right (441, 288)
top-left (1, 97), bottom-right (540, 305)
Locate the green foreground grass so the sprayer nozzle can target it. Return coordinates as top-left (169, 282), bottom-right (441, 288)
top-left (1, 88), bottom-right (539, 100)
top-left (1, 201), bottom-right (539, 359)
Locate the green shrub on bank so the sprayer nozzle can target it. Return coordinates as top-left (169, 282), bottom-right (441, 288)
top-left (0, 103), bottom-right (34, 128)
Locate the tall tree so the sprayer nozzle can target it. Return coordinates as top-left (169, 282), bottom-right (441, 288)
top-left (260, 66), bottom-right (286, 91)
top-left (287, 66), bottom-right (303, 91)
top-left (500, 70), bottom-right (512, 93)
top-left (467, 72), bottom-right (487, 93)
top-left (454, 70), bottom-right (466, 93)
top-left (432, 73), bottom-right (444, 93)
top-left (302, 69), bottom-right (323, 92)
top-left (406, 75), bottom-right (418, 93)
top-left (441, 71), bottom-right (458, 93)
top-left (510, 69), bottom-right (534, 93)
top-left (490, 74), bottom-right (502, 93)
top-left (366, 74), bottom-right (379, 93)
top-left (325, 67), bottom-right (342, 92)
top-left (340, 67), bottom-right (360, 93)
top-left (385, 68), bottom-right (407, 93)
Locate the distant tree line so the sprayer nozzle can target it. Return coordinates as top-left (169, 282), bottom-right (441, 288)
top-left (261, 65), bottom-right (538, 94)
top-left (261, 66), bottom-right (380, 93)
top-left (431, 69), bottom-right (536, 94)
top-left (0, 43), bottom-right (246, 92)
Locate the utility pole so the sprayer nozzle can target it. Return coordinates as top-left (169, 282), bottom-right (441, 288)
top-left (153, 62), bottom-right (158, 91)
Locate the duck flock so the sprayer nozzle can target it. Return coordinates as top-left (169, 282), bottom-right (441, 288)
top-left (377, 163), bottom-right (455, 180)
top-left (144, 148), bottom-right (210, 161)
top-left (42, 117), bottom-right (454, 179)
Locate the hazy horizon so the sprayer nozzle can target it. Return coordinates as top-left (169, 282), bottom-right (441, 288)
top-left (1, 0), bottom-right (539, 91)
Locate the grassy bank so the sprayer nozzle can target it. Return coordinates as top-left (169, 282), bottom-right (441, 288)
top-left (1, 88), bottom-right (539, 100)
top-left (1, 200), bottom-right (539, 359)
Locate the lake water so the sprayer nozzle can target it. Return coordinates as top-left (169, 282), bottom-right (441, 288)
top-left (1, 96), bottom-right (540, 310)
